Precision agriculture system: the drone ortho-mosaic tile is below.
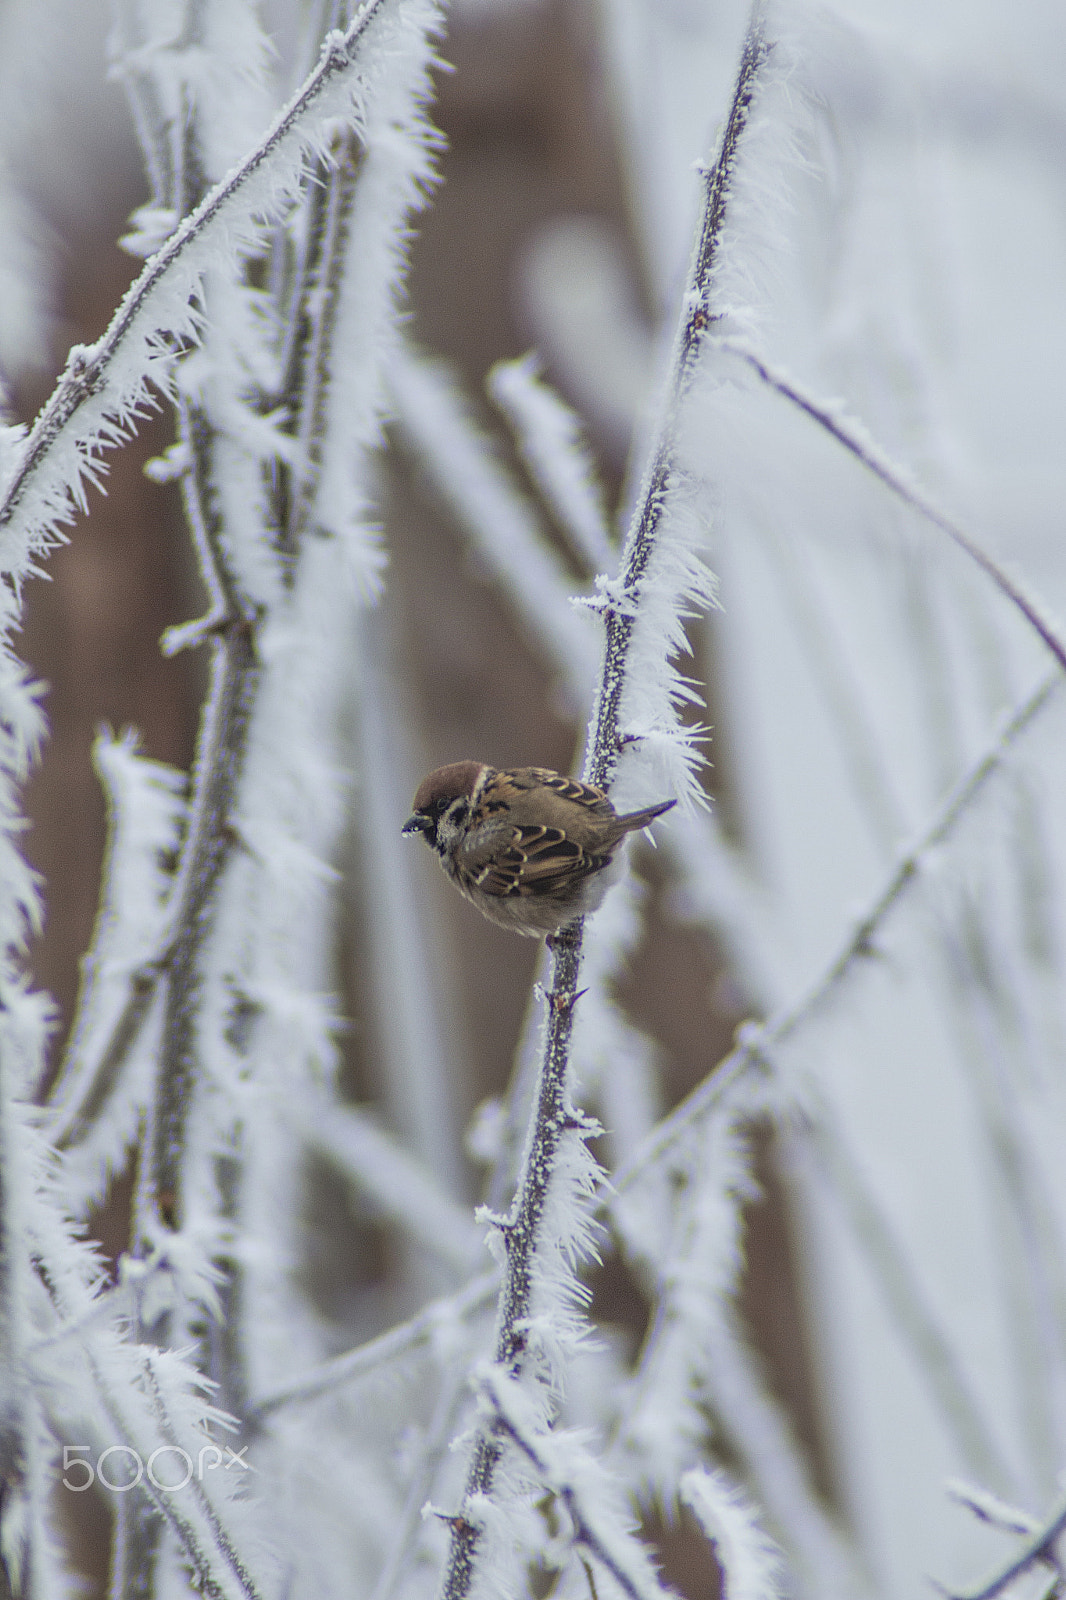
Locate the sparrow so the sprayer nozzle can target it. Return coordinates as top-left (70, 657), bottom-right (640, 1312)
top-left (402, 761), bottom-right (676, 936)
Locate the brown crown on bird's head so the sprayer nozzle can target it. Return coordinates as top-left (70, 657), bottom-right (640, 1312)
top-left (412, 762), bottom-right (483, 815)
top-left (402, 761), bottom-right (484, 838)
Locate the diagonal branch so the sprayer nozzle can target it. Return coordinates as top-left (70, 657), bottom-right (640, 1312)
top-left (74, 1342), bottom-right (265, 1600)
top-left (248, 1269), bottom-right (498, 1419)
top-left (0, 0), bottom-right (407, 565)
top-left (611, 667), bottom-right (1062, 1196)
top-left (945, 1490), bottom-right (1066, 1600)
top-left (719, 338), bottom-right (1066, 676)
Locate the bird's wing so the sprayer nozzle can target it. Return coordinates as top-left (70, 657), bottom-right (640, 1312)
top-left (462, 825), bottom-right (608, 900)
top-left (507, 768), bottom-right (616, 817)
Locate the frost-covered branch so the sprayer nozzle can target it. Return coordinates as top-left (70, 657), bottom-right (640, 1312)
top-left (613, 668), bottom-right (1063, 1193)
top-left (480, 1366), bottom-right (676, 1600)
top-left (719, 339), bottom-right (1066, 676)
top-left (944, 1489), bottom-right (1066, 1600)
top-left (249, 1269), bottom-right (498, 1418)
top-left (0, 654), bottom-right (52, 1598)
top-left (611, 1104), bottom-right (863, 1599)
top-left (680, 1467), bottom-right (783, 1600)
top-left (691, 1317), bottom-right (862, 1597)
top-left (369, 1373), bottom-right (469, 1600)
top-left (74, 1342), bottom-right (267, 1600)
top-left (438, 917), bottom-right (598, 1600)
top-left (281, 131), bottom-right (364, 562)
top-left (947, 1481), bottom-right (1039, 1539)
top-left (581, 22), bottom-right (768, 798)
top-left (0, 0), bottom-right (421, 570)
top-left (438, 14), bottom-right (771, 1597)
top-left (388, 342), bottom-right (601, 695)
top-left (47, 734), bottom-right (186, 1204)
top-left (487, 353), bottom-right (614, 573)
top-left (152, 616), bottom-right (258, 1231)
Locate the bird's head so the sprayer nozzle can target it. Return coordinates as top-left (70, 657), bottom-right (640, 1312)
top-left (402, 761), bottom-right (486, 855)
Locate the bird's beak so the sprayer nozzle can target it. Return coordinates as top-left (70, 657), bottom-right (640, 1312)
top-left (402, 812), bottom-right (432, 838)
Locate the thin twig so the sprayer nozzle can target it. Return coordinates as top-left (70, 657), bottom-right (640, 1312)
top-left (947, 1480), bottom-right (1039, 1539)
top-left (32, 1229), bottom-right (263, 1600)
top-left (271, 0), bottom-right (345, 426)
top-left (944, 1491), bottom-right (1066, 1600)
top-left (440, 922), bottom-right (588, 1600)
top-left (49, 958), bottom-right (165, 1146)
top-left (248, 1269), bottom-right (498, 1419)
top-left (482, 1369), bottom-right (670, 1600)
top-left (933, 905), bottom-right (1066, 1476)
top-left (611, 668), bottom-right (1062, 1196)
top-left (584, 22), bottom-right (769, 795)
top-left (720, 339), bottom-right (1066, 676)
top-left (283, 135), bottom-right (363, 562)
top-left (150, 646), bottom-right (257, 1232)
top-left (368, 1372), bottom-right (470, 1600)
top-left (113, 40), bottom-right (252, 1592)
top-left (143, 1354), bottom-right (262, 1600)
top-left (305, 1099), bottom-right (482, 1273)
top-left (76, 1343), bottom-right (264, 1600)
top-left (388, 341), bottom-right (601, 692)
top-left (110, 1), bottom-right (172, 208)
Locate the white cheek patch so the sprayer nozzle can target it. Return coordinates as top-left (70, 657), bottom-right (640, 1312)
top-left (435, 798), bottom-right (471, 855)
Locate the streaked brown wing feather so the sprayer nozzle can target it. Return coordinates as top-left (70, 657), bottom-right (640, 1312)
top-left (462, 823), bottom-right (607, 899)
top-left (503, 768), bottom-right (614, 818)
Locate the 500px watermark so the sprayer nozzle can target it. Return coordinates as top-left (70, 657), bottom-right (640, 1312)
top-left (60, 1444), bottom-right (249, 1494)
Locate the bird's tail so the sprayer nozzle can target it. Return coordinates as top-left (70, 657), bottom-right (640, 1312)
top-left (618, 798), bottom-right (677, 833)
